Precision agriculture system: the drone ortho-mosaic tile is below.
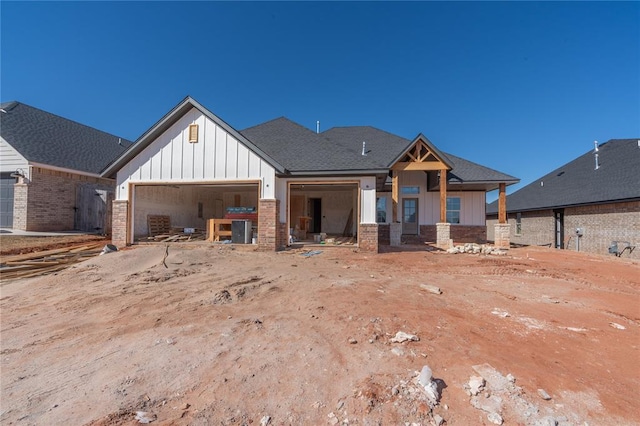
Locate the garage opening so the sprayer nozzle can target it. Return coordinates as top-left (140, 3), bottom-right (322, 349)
top-left (288, 182), bottom-right (359, 247)
top-left (132, 183), bottom-right (259, 243)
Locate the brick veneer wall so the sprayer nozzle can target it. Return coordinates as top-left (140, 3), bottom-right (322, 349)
top-left (487, 201), bottom-right (640, 259)
top-left (258, 199), bottom-right (283, 251)
top-left (111, 200), bottom-right (129, 247)
top-left (378, 224), bottom-right (390, 245)
top-left (487, 210), bottom-right (555, 247)
top-left (13, 167), bottom-right (115, 232)
top-left (12, 182), bottom-right (28, 230)
top-left (359, 223), bottom-right (379, 252)
top-left (564, 201), bottom-right (639, 258)
top-left (404, 225), bottom-right (487, 244)
top-left (277, 221), bottom-right (287, 250)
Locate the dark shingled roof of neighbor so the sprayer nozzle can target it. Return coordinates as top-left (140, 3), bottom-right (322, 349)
top-left (487, 139), bottom-right (640, 214)
top-left (0, 101), bottom-right (132, 175)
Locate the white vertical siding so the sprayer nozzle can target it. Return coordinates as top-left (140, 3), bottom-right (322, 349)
top-left (116, 107), bottom-right (276, 200)
top-left (360, 176), bottom-right (377, 224)
top-left (0, 137), bottom-right (28, 174)
top-left (397, 171), bottom-right (486, 225)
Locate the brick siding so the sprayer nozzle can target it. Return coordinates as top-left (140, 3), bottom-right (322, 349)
top-left (13, 167), bottom-right (115, 232)
top-left (112, 200), bottom-right (129, 247)
top-left (378, 223), bottom-right (390, 245)
top-left (487, 201), bottom-right (640, 259)
top-left (258, 199), bottom-right (284, 251)
top-left (358, 223), bottom-right (379, 252)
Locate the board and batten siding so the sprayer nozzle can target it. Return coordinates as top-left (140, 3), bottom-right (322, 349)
top-left (0, 137), bottom-right (28, 174)
top-left (116, 107), bottom-right (276, 200)
top-left (397, 171), bottom-right (485, 225)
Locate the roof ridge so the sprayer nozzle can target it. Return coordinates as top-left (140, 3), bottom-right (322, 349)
top-left (242, 116), bottom-right (317, 136)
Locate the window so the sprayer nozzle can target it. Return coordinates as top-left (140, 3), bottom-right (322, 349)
top-left (515, 212), bottom-right (522, 235)
top-left (376, 197), bottom-right (387, 223)
top-left (446, 196), bottom-right (460, 224)
top-left (401, 186), bottom-right (420, 195)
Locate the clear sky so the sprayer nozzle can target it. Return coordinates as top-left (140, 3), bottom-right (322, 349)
top-left (2, 1), bottom-right (638, 200)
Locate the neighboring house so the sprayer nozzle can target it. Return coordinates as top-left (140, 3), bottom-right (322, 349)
top-left (0, 101), bottom-right (132, 232)
top-left (487, 139), bottom-right (640, 258)
top-left (103, 96), bottom-right (518, 252)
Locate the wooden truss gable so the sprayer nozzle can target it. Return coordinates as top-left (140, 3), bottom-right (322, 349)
top-left (392, 138), bottom-right (451, 171)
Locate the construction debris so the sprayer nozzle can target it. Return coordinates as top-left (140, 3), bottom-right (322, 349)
top-left (0, 242), bottom-right (105, 281)
top-left (447, 243), bottom-right (507, 255)
top-left (140, 228), bottom-right (206, 243)
top-left (420, 284), bottom-right (442, 294)
top-left (390, 331), bottom-right (420, 343)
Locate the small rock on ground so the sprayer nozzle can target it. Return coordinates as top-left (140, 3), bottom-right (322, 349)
top-left (487, 412), bottom-right (503, 425)
top-left (537, 388), bottom-right (552, 400)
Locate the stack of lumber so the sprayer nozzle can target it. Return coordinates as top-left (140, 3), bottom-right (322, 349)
top-left (140, 228), bottom-right (206, 242)
top-left (0, 242), bottom-right (105, 281)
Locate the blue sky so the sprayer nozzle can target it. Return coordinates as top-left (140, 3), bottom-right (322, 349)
top-left (2, 2), bottom-right (638, 200)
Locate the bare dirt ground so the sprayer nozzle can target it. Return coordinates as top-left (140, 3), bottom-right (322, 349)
top-left (0, 235), bottom-right (108, 256)
top-left (1, 243), bottom-right (639, 425)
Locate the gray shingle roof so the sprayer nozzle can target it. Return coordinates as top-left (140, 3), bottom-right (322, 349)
top-left (242, 118), bottom-right (519, 185)
top-left (241, 120), bottom-right (396, 172)
top-left (0, 101), bottom-right (132, 175)
top-left (445, 153), bottom-right (519, 184)
top-left (487, 139), bottom-right (640, 214)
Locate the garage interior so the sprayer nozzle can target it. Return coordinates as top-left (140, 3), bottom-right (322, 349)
top-left (288, 182), bottom-right (359, 246)
top-left (132, 183), bottom-right (259, 243)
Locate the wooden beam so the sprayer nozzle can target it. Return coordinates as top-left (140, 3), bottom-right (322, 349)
top-left (440, 168), bottom-right (447, 223)
top-left (498, 182), bottom-right (507, 224)
top-left (392, 171), bottom-right (398, 222)
top-left (392, 162), bottom-right (447, 171)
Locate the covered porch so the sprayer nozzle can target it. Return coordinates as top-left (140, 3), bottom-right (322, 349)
top-left (379, 135), bottom-right (514, 249)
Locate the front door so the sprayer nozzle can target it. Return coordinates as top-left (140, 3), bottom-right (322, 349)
top-left (402, 198), bottom-right (418, 234)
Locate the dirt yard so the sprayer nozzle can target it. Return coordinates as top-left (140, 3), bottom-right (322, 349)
top-left (1, 243), bottom-right (638, 425)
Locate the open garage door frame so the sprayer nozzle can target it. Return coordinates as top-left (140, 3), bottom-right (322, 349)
top-left (128, 180), bottom-right (261, 243)
top-left (286, 180), bottom-right (360, 247)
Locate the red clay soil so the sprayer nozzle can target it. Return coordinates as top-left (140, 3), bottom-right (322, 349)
top-left (0, 244), bottom-right (638, 425)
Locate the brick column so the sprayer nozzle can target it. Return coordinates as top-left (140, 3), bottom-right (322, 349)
top-left (436, 222), bottom-right (453, 250)
top-left (258, 199), bottom-right (282, 251)
top-left (111, 200), bottom-right (129, 248)
top-left (494, 223), bottom-right (511, 249)
top-left (12, 182), bottom-right (29, 230)
top-left (359, 223), bottom-right (379, 252)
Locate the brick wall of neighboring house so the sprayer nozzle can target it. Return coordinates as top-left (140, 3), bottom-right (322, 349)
top-left (258, 199), bottom-right (281, 251)
top-left (358, 223), bottom-right (379, 252)
top-left (13, 167), bottom-right (115, 232)
top-left (564, 201), bottom-right (640, 258)
top-left (487, 209), bottom-right (555, 247)
top-left (487, 201), bottom-right (640, 259)
top-left (111, 200), bottom-right (129, 247)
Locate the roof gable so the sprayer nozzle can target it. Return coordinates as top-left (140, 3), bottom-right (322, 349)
top-left (0, 101), bottom-right (132, 175)
top-left (102, 96), bottom-right (286, 177)
top-left (487, 139), bottom-right (640, 213)
top-left (391, 134), bottom-right (453, 171)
